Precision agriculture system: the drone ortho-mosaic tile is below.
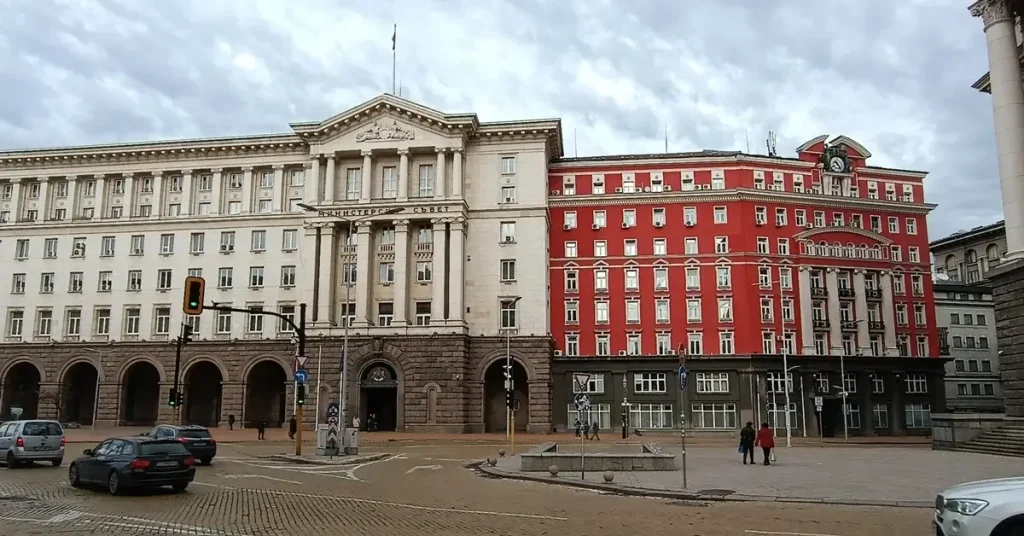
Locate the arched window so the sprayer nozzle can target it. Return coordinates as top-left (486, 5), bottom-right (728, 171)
top-left (986, 244), bottom-right (1000, 259)
top-left (944, 254), bottom-right (957, 270)
top-left (966, 249), bottom-right (977, 263)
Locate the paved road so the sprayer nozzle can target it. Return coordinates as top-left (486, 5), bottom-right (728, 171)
top-left (0, 442), bottom-right (934, 536)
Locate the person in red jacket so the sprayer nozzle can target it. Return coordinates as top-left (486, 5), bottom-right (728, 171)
top-left (754, 422), bottom-right (775, 466)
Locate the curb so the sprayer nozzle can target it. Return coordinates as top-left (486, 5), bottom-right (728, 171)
top-left (260, 453), bottom-right (389, 465)
top-left (472, 463), bottom-right (932, 509)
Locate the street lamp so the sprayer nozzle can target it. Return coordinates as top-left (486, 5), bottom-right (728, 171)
top-left (297, 203), bottom-right (402, 431)
top-left (81, 348), bottom-right (104, 431)
top-left (503, 296), bottom-right (522, 440)
top-left (750, 280), bottom-right (798, 447)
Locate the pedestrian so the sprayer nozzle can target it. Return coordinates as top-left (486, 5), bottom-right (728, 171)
top-left (574, 419), bottom-right (582, 438)
top-left (590, 421), bottom-right (600, 441)
top-left (353, 416), bottom-right (361, 431)
top-left (288, 415), bottom-right (297, 440)
top-left (256, 419), bottom-right (266, 440)
top-left (739, 421), bottom-right (756, 465)
top-left (754, 422), bottom-right (775, 466)
top-left (583, 420), bottom-right (591, 440)
top-left (228, 414), bottom-right (235, 431)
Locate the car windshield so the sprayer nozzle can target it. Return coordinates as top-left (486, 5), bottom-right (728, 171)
top-left (22, 422), bottom-right (62, 436)
top-left (139, 441), bottom-right (190, 456)
top-left (180, 430), bottom-right (211, 439)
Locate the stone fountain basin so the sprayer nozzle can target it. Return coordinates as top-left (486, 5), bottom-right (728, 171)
top-left (519, 442), bottom-right (677, 472)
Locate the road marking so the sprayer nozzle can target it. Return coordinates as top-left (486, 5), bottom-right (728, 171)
top-left (193, 482), bottom-right (568, 521)
top-left (424, 457), bottom-right (470, 462)
top-left (745, 530), bottom-right (841, 536)
top-left (218, 453), bottom-right (403, 481)
top-left (0, 511), bottom-right (251, 536)
top-left (405, 464), bottom-right (443, 474)
top-left (222, 474), bottom-right (302, 485)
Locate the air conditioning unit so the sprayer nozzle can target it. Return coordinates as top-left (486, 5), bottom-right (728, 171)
top-left (685, 221), bottom-right (695, 228)
top-left (221, 244), bottom-right (234, 252)
top-left (804, 223), bottom-right (814, 229)
top-left (503, 236), bottom-right (514, 244)
top-left (643, 186), bottom-right (651, 192)
top-left (618, 350), bottom-right (627, 356)
top-left (503, 196), bottom-right (514, 203)
top-left (755, 221), bottom-right (765, 226)
top-left (664, 185), bottom-right (672, 191)
top-left (654, 222), bottom-right (664, 228)
top-left (133, 248), bottom-right (143, 255)
top-left (553, 350), bottom-right (563, 356)
top-left (775, 222), bottom-right (784, 228)
top-left (591, 224), bottom-right (600, 230)
top-left (563, 224), bottom-right (572, 231)
top-left (550, 190), bottom-right (560, 196)
top-left (621, 222), bottom-right (630, 229)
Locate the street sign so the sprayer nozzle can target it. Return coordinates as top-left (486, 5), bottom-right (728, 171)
top-left (295, 369), bottom-right (309, 384)
top-left (814, 396), bottom-right (823, 410)
top-left (678, 366), bottom-right (689, 391)
top-left (573, 373), bottom-right (591, 393)
top-left (573, 393), bottom-right (591, 413)
top-left (296, 355), bottom-right (309, 368)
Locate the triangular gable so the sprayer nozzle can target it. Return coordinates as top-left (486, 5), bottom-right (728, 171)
top-left (795, 135), bottom-right (829, 155)
top-left (623, 259), bottom-right (640, 267)
top-left (289, 94), bottom-right (478, 140)
top-left (563, 261), bottom-right (579, 268)
top-left (653, 259), bottom-right (669, 266)
top-left (593, 260), bottom-right (609, 268)
top-left (830, 135), bottom-right (872, 159)
top-left (684, 258), bottom-right (701, 265)
top-left (794, 226), bottom-right (893, 245)
top-left (779, 258), bottom-right (794, 265)
top-left (757, 257), bottom-right (772, 264)
top-left (715, 257), bottom-right (732, 264)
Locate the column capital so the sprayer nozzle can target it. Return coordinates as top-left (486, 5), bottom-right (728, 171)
top-left (152, 171), bottom-right (163, 177)
top-left (93, 174), bottom-right (105, 180)
top-left (241, 166), bottom-right (253, 172)
top-left (435, 147), bottom-right (448, 154)
top-left (65, 176), bottom-right (77, 182)
top-left (325, 153), bottom-right (337, 161)
top-left (309, 153), bottom-right (321, 161)
top-left (452, 147), bottom-right (464, 155)
top-left (354, 220), bottom-right (373, 231)
top-left (180, 169), bottom-right (193, 175)
top-left (122, 172), bottom-right (134, 178)
top-left (211, 168), bottom-right (224, 173)
top-left (970, 0), bottom-right (1013, 29)
top-left (393, 219), bottom-right (411, 228)
top-left (38, 177), bottom-right (49, 183)
top-left (272, 164), bottom-right (285, 170)
top-left (360, 150), bottom-right (373, 158)
top-left (9, 177), bottom-right (22, 184)
top-left (397, 148), bottom-right (410, 156)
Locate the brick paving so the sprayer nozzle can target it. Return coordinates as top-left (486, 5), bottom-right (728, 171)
top-left (0, 442), bottom-right (939, 535)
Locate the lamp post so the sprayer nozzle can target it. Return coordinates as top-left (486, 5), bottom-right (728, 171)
top-left (81, 348), bottom-right (105, 431)
top-left (751, 280), bottom-right (799, 447)
top-left (297, 203), bottom-right (402, 430)
top-left (504, 296), bottom-right (522, 441)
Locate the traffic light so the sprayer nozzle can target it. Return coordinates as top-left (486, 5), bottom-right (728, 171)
top-left (183, 276), bottom-right (206, 315)
top-left (169, 387), bottom-right (178, 407)
top-left (506, 389), bottom-right (514, 410)
top-left (177, 391), bottom-right (185, 407)
top-left (296, 383), bottom-right (306, 406)
top-left (180, 324), bottom-right (193, 345)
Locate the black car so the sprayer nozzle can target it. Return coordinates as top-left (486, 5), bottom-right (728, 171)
top-left (145, 425), bottom-right (217, 465)
top-left (69, 437), bottom-right (196, 495)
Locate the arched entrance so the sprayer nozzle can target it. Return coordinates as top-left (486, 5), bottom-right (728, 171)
top-left (360, 364), bottom-right (398, 432)
top-left (244, 360), bottom-right (287, 428)
top-left (121, 361), bottom-right (160, 425)
top-left (484, 359), bottom-right (529, 433)
top-left (184, 361), bottom-right (223, 427)
top-left (60, 362), bottom-right (98, 425)
top-left (1, 362), bottom-right (41, 420)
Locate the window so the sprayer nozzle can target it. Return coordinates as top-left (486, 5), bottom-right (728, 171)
top-left (567, 334), bottom-right (581, 356)
top-left (652, 208), bottom-right (666, 226)
top-left (686, 267), bottom-right (701, 290)
top-left (564, 241), bottom-right (577, 258)
top-left (565, 270), bottom-right (578, 292)
top-left (98, 272), bottom-right (113, 293)
top-left (715, 236), bottom-right (728, 254)
top-left (564, 301), bottom-right (579, 324)
top-left (594, 240), bottom-right (607, 257)
top-left (501, 156), bottom-right (516, 174)
top-left (216, 310), bottom-right (232, 334)
top-left (683, 207), bottom-right (697, 225)
top-left (347, 168), bottom-right (363, 200)
top-left (624, 239), bottom-right (637, 256)
top-left (634, 373), bottom-right (667, 393)
top-left (251, 230), bottom-right (266, 252)
top-left (189, 233), bottom-right (205, 254)
top-left (94, 308), bottom-right (110, 336)
top-left (630, 403), bottom-right (673, 429)
top-left (377, 303), bottom-right (394, 327)
top-left (906, 218), bottom-right (918, 235)
top-left (654, 267), bottom-right (668, 290)
top-left (37, 273), bottom-right (52, 293)
top-left (593, 210), bottom-right (607, 227)
top-left (656, 332), bottom-right (672, 355)
top-left (43, 238), bottom-right (58, 259)
top-left (594, 269), bottom-right (608, 292)
top-left (653, 238), bottom-right (667, 256)
top-left (501, 186), bottom-right (516, 203)
top-left (622, 209), bottom-right (636, 227)
top-left (101, 236), bottom-right (115, 257)
top-left (281, 265), bottom-right (296, 287)
top-left (124, 308), bottom-right (141, 336)
top-left (777, 238), bottom-right (790, 256)
top-left (655, 299), bottom-right (670, 323)
top-left (595, 334), bottom-right (610, 355)
top-left (65, 309), bottom-right (82, 337)
top-left (718, 297), bottom-right (733, 322)
top-left (905, 403), bottom-right (932, 429)
top-left (756, 237), bottom-right (769, 254)
top-left (71, 238), bottom-right (86, 257)
top-left (415, 302), bottom-right (431, 326)
top-left (624, 269), bottom-right (639, 291)
top-left (500, 299), bottom-right (518, 330)
top-left (592, 174), bottom-right (605, 194)
top-left (218, 268), bottom-right (234, 289)
top-left (249, 266), bottom-right (265, 288)
top-left (767, 403), bottom-right (798, 431)
top-left (568, 403), bottom-right (612, 430)
top-left (381, 166), bottom-right (397, 198)
top-left (282, 229), bottom-right (298, 251)
top-left (914, 304), bottom-right (926, 326)
top-left (127, 271), bottom-right (143, 291)
top-left (719, 331), bottom-right (734, 354)
top-left (417, 165), bottom-right (434, 197)
top-left (625, 299), bottom-right (640, 323)
top-left (157, 269), bottom-right (173, 290)
top-left (499, 222), bottom-right (516, 243)
top-left (713, 206), bottom-right (727, 223)
top-left (563, 212), bottom-right (577, 229)
top-left (687, 299), bottom-right (702, 322)
top-left (379, 262), bottom-right (395, 284)
top-left (11, 273), bottom-right (25, 294)
top-left (594, 301), bottom-right (609, 324)
top-left (690, 403), bottom-right (736, 429)
top-left (220, 232), bottom-right (235, 252)
top-left (759, 265), bottom-right (771, 288)
top-left (767, 372), bottom-right (793, 393)
top-left (256, 200), bottom-right (272, 214)
top-left (685, 237), bottom-right (698, 255)
top-left (872, 403), bottom-right (889, 429)
top-left (7, 310), bottom-right (24, 337)
top-left (35, 309), bottom-right (53, 337)
top-left (622, 173), bottom-right (636, 193)
top-left (754, 207), bottom-right (767, 225)
top-left (905, 373), bottom-right (928, 394)
top-left (573, 373), bottom-right (605, 394)
top-left (227, 201), bottom-right (242, 215)
top-left (696, 372), bottom-right (729, 393)
top-left (154, 307), bottom-right (171, 335)
top-left (909, 247), bottom-right (920, 263)
top-left (716, 266), bottom-right (731, 289)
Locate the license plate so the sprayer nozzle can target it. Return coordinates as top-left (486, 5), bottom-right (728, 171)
top-left (156, 461), bottom-right (178, 468)
top-left (190, 442), bottom-right (206, 447)
top-left (30, 446), bottom-right (53, 452)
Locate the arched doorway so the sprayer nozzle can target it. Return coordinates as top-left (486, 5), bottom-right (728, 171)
top-left (60, 362), bottom-right (98, 425)
top-left (360, 364), bottom-right (398, 432)
top-left (244, 360), bottom-right (287, 428)
top-left (1, 362), bottom-right (41, 420)
top-left (121, 361), bottom-right (160, 425)
top-left (184, 361), bottom-right (223, 427)
top-left (484, 359), bottom-right (529, 433)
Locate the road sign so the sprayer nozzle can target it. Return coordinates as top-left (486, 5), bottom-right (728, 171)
top-left (573, 393), bottom-right (591, 413)
top-left (814, 396), bottom-right (823, 410)
top-left (295, 369), bottom-right (309, 384)
top-left (678, 366), bottom-right (689, 391)
top-left (296, 355), bottom-right (309, 368)
top-left (573, 373), bottom-right (591, 393)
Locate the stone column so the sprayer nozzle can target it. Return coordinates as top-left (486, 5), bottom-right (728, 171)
top-left (360, 150), bottom-right (373, 201)
top-left (94, 175), bottom-right (106, 219)
top-left (880, 271), bottom-right (899, 357)
top-left (272, 165), bottom-right (285, 212)
top-left (860, 371), bottom-right (875, 435)
top-left (825, 268), bottom-right (842, 355)
top-left (305, 156), bottom-right (320, 204)
top-left (353, 221), bottom-right (373, 325)
top-left (451, 148), bottom-right (464, 198)
top-left (65, 177), bottom-right (78, 219)
top-left (434, 148), bottom-right (447, 199)
top-left (9, 178), bottom-right (22, 223)
top-left (393, 219), bottom-right (410, 325)
top-left (317, 223), bottom-right (337, 326)
top-left (324, 154), bottom-right (336, 203)
top-left (180, 170), bottom-right (193, 216)
top-left (890, 372), bottom-right (904, 433)
top-left (449, 217), bottom-right (466, 323)
top-left (397, 149), bottom-right (410, 201)
top-left (38, 178), bottom-right (51, 220)
top-left (430, 218), bottom-right (448, 324)
top-left (210, 169), bottom-right (223, 215)
top-left (153, 171), bottom-right (164, 217)
top-left (241, 167), bottom-right (253, 214)
top-left (302, 223), bottom-right (319, 322)
top-left (853, 270), bottom-right (870, 354)
top-left (972, 0), bottom-right (1024, 262)
top-left (121, 173), bottom-right (134, 219)
top-left (798, 267), bottom-right (814, 354)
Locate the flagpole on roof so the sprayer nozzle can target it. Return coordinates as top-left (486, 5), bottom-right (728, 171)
top-left (392, 24), bottom-right (397, 95)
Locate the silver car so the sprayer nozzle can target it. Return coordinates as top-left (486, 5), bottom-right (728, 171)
top-left (0, 420), bottom-right (66, 467)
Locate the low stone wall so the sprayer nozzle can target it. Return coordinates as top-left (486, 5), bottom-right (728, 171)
top-left (520, 442), bottom-right (677, 472)
top-left (931, 412), bottom-right (1006, 449)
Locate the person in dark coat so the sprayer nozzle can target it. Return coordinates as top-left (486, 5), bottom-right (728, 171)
top-left (288, 416), bottom-right (297, 440)
top-left (755, 422), bottom-right (776, 465)
top-left (256, 419), bottom-right (266, 440)
top-left (227, 414), bottom-right (236, 431)
top-left (590, 421), bottom-right (600, 441)
top-left (739, 422), bottom-right (756, 465)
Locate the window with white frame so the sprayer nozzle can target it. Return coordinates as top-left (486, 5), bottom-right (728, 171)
top-left (564, 211), bottom-right (577, 229)
top-left (685, 237), bottom-right (698, 254)
top-left (564, 241), bottom-right (577, 258)
top-left (249, 266), bottom-right (265, 288)
top-left (718, 297), bottom-right (732, 321)
top-left (713, 206), bottom-right (727, 223)
top-left (653, 267), bottom-right (669, 290)
top-left (562, 175), bottom-right (575, 195)
top-left (123, 308), bottom-right (141, 336)
top-left (624, 268), bottom-right (639, 291)
top-left (630, 403), bottom-right (673, 429)
top-left (625, 300), bottom-right (640, 323)
top-left (653, 238), bottom-right (667, 256)
top-left (594, 301), bottom-right (609, 324)
top-left (688, 331), bottom-right (703, 355)
top-left (686, 267), bottom-right (700, 289)
top-left (656, 332), bottom-right (672, 355)
top-left (592, 174), bottom-right (605, 195)
top-left (565, 270), bottom-right (578, 292)
top-left (873, 403), bottom-right (889, 428)
top-left (691, 403), bottom-right (736, 429)
top-left (761, 331), bottom-right (776, 353)
top-left (687, 299), bottom-right (701, 322)
top-left (565, 333), bottom-right (579, 356)
top-left (652, 208), bottom-right (666, 226)
top-left (593, 210), bottom-right (606, 227)
top-left (500, 299), bottom-right (518, 330)
top-left (683, 206), bottom-right (697, 225)
top-left (624, 239), bottom-right (637, 256)
top-left (655, 299), bottom-right (670, 323)
top-left (572, 373), bottom-right (605, 394)
top-left (766, 372), bottom-right (793, 393)
top-left (904, 373), bottom-right (928, 394)
top-left (500, 259), bottom-right (516, 282)
top-left (715, 236), bottom-right (728, 253)
top-left (634, 373), bottom-right (666, 393)
top-left (716, 265), bottom-right (731, 289)
top-left (564, 300), bottom-right (579, 324)
top-left (904, 403), bottom-right (931, 428)
top-left (696, 372), bottom-right (729, 393)
top-left (500, 221), bottom-right (516, 243)
top-left (719, 331), bottom-right (734, 354)
top-left (779, 267), bottom-right (792, 289)
top-left (622, 209), bottom-right (636, 227)
top-left (377, 303), bottom-right (394, 327)
top-left (594, 240), bottom-right (607, 257)
top-left (594, 269), bottom-right (608, 291)
top-left (251, 230), bottom-right (267, 252)
top-left (568, 403), bottom-right (611, 430)
top-left (595, 334), bottom-right (610, 355)
top-left (767, 403), bottom-right (797, 431)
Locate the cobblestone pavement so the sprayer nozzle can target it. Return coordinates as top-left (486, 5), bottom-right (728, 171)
top-left (493, 442), bottom-right (1024, 504)
top-left (1, 442), bottom-right (937, 536)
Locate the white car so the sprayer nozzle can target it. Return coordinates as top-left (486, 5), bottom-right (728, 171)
top-left (933, 477), bottom-right (1024, 536)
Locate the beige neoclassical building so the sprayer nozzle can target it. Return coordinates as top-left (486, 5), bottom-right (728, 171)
top-left (0, 94), bottom-right (560, 433)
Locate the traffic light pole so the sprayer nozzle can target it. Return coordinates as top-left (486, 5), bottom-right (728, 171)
top-left (173, 328), bottom-right (183, 424)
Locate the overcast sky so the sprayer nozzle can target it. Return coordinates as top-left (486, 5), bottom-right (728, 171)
top-left (0, 0), bottom-right (1002, 241)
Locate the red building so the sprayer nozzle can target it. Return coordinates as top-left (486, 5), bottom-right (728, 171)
top-left (546, 136), bottom-right (948, 438)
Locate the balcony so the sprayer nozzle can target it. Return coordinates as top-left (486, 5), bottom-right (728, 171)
top-left (840, 321), bottom-right (859, 331)
top-left (811, 287), bottom-right (827, 298)
top-left (415, 242), bottom-right (433, 253)
top-left (340, 245), bottom-right (357, 255)
top-left (868, 321), bottom-right (885, 331)
top-left (813, 319), bottom-right (830, 329)
top-left (377, 244), bottom-right (395, 254)
top-left (838, 288), bottom-right (855, 299)
top-left (865, 289), bottom-right (883, 300)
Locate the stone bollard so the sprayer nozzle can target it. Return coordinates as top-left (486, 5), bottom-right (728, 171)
top-left (548, 465), bottom-right (559, 477)
top-left (487, 457), bottom-right (497, 466)
top-left (498, 449), bottom-right (506, 457)
top-left (603, 471), bottom-right (614, 483)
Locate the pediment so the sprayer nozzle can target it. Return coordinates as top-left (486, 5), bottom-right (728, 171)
top-left (794, 226), bottom-right (893, 245)
top-left (593, 260), bottom-right (609, 267)
top-left (624, 260), bottom-right (640, 267)
top-left (317, 112), bottom-right (458, 153)
top-left (684, 258), bottom-right (700, 265)
top-left (563, 261), bottom-right (579, 268)
top-left (757, 257), bottom-right (771, 264)
top-left (653, 259), bottom-right (669, 266)
top-left (715, 257), bottom-right (732, 264)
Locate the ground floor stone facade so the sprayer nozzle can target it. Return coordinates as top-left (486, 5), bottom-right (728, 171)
top-left (991, 261), bottom-right (1024, 419)
top-left (0, 334), bottom-right (554, 434)
top-left (551, 354), bottom-right (949, 438)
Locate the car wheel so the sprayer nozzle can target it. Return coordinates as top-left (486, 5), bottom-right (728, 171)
top-left (200, 458), bottom-right (212, 466)
top-left (171, 482), bottom-right (188, 493)
top-left (68, 464), bottom-right (81, 488)
top-left (51, 458), bottom-right (63, 467)
top-left (1007, 524), bottom-right (1024, 536)
top-left (5, 452), bottom-right (17, 469)
top-left (107, 471), bottom-right (121, 495)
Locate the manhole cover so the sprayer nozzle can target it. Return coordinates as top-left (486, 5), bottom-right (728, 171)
top-left (697, 488), bottom-right (735, 497)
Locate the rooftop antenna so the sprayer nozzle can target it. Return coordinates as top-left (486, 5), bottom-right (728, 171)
top-left (766, 127), bottom-right (778, 157)
top-left (744, 129), bottom-right (750, 153)
top-left (574, 128), bottom-right (578, 157)
top-left (664, 125), bottom-right (669, 153)
top-left (391, 24), bottom-right (397, 95)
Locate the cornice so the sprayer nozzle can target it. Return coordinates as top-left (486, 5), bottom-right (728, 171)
top-left (0, 212), bottom-right (305, 234)
top-left (794, 225), bottom-right (895, 245)
top-left (970, 0), bottom-right (1014, 29)
top-left (547, 187), bottom-right (937, 215)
